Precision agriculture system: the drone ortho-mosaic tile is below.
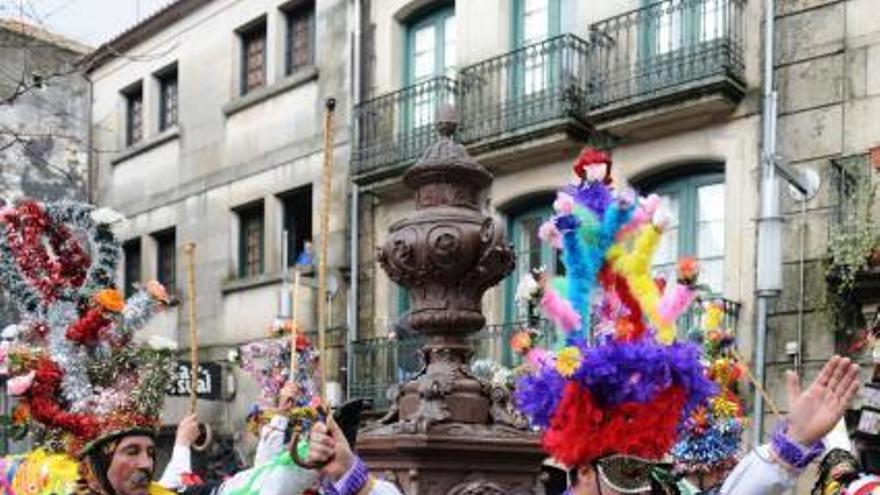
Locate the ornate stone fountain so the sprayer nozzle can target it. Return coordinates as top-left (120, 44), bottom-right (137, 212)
top-left (358, 108), bottom-right (545, 494)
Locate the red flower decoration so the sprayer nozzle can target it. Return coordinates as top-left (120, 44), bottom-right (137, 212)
top-left (181, 473), bottom-right (204, 487)
top-left (66, 307), bottom-right (112, 345)
top-left (542, 382), bottom-right (687, 467)
top-left (295, 333), bottom-right (312, 352)
top-left (677, 257), bottom-right (700, 285)
top-left (28, 358), bottom-right (101, 442)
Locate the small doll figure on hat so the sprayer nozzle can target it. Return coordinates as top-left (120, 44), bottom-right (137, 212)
top-left (573, 147), bottom-right (613, 185)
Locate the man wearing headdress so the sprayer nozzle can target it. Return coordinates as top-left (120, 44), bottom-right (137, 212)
top-left (512, 148), bottom-right (861, 495)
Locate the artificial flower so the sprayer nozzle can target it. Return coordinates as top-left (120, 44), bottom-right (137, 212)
top-left (95, 288), bottom-right (125, 312)
top-left (510, 330), bottom-right (533, 355)
top-left (677, 257), bottom-right (700, 285)
top-left (8, 370), bottom-right (35, 396)
top-left (703, 302), bottom-right (725, 332)
top-left (145, 280), bottom-right (169, 304)
top-left (555, 347), bottom-right (582, 377)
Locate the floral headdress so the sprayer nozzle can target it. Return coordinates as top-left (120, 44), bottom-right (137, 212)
top-left (238, 332), bottom-right (320, 435)
top-left (671, 300), bottom-right (747, 474)
top-left (513, 148), bottom-right (716, 468)
top-left (0, 200), bottom-right (173, 457)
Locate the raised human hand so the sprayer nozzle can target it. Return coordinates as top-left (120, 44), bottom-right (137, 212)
top-left (786, 355), bottom-right (860, 445)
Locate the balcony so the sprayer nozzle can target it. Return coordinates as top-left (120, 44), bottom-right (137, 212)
top-left (588, 0), bottom-right (746, 138)
top-left (458, 34), bottom-right (591, 154)
top-left (349, 319), bottom-right (555, 411)
top-left (351, 0), bottom-right (747, 184)
top-left (352, 34), bottom-right (592, 185)
top-left (352, 76), bottom-right (458, 185)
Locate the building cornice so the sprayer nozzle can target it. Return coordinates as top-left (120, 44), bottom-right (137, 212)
top-left (82, 0), bottom-right (213, 73)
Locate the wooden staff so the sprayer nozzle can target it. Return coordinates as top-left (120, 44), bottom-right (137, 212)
top-left (290, 269), bottom-right (300, 378)
top-left (316, 98), bottom-right (336, 407)
top-left (732, 349), bottom-right (782, 417)
top-left (183, 242), bottom-right (211, 451)
top-left (290, 98), bottom-right (336, 469)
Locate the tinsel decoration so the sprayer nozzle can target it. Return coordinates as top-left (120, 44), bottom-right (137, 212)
top-left (671, 299), bottom-right (747, 474)
top-left (239, 333), bottom-right (320, 434)
top-left (0, 200), bottom-right (171, 457)
top-left (512, 148), bottom-right (714, 468)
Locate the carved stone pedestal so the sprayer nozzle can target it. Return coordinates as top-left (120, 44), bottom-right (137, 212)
top-left (359, 424), bottom-right (544, 495)
top-left (362, 108), bottom-right (546, 494)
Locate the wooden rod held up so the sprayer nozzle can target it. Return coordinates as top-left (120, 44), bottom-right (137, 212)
top-left (317, 98), bottom-right (336, 405)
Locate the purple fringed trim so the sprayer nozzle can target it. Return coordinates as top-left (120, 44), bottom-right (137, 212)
top-left (573, 338), bottom-right (716, 412)
top-left (514, 366), bottom-right (566, 429)
top-left (771, 421), bottom-right (826, 470)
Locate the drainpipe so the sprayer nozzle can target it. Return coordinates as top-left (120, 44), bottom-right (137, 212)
top-left (346, 0), bottom-right (362, 400)
top-left (754, 0), bottom-right (782, 447)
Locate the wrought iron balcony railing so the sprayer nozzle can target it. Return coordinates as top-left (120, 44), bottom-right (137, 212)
top-left (588, 0), bottom-right (745, 114)
top-left (458, 33), bottom-right (591, 144)
top-left (352, 76), bottom-right (458, 178)
top-left (351, 0), bottom-right (747, 180)
top-left (349, 319), bottom-right (555, 410)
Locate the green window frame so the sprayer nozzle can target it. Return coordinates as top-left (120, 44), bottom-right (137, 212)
top-left (403, 6), bottom-right (456, 131)
top-left (512, 0), bottom-right (561, 49)
top-left (641, 171), bottom-right (726, 296)
top-left (404, 6), bottom-right (456, 85)
top-left (510, 0), bottom-right (562, 100)
top-left (396, 284), bottom-right (410, 318)
top-left (502, 200), bottom-right (559, 364)
top-left (638, 0), bottom-right (730, 90)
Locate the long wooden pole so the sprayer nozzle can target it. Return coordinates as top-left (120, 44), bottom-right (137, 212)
top-left (184, 242), bottom-right (198, 414)
top-left (317, 98), bottom-right (336, 406)
top-left (291, 269), bottom-right (300, 378)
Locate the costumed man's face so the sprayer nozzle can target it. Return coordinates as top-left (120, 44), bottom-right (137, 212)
top-left (107, 436), bottom-right (155, 495)
top-left (573, 465), bottom-right (626, 495)
top-left (575, 459), bottom-right (663, 495)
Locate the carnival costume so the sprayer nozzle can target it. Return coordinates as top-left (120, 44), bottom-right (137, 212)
top-left (513, 148), bottom-right (833, 495)
top-left (512, 148), bottom-right (717, 493)
top-left (671, 301), bottom-right (748, 494)
top-left (0, 200), bottom-right (174, 495)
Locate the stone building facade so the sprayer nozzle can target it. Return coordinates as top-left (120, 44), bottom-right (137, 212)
top-left (348, 0), bottom-right (880, 461)
top-left (85, 0), bottom-right (353, 455)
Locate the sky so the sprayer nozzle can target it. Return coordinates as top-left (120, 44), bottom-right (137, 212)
top-left (0, 0), bottom-right (174, 47)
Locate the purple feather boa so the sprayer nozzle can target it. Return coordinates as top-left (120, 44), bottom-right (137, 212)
top-left (514, 366), bottom-right (566, 429)
top-left (573, 338), bottom-right (716, 413)
top-left (564, 182), bottom-right (612, 217)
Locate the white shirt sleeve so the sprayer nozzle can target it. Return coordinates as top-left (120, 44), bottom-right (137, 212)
top-left (215, 457), bottom-right (320, 495)
top-left (719, 445), bottom-right (798, 495)
top-left (158, 445), bottom-right (192, 491)
top-left (369, 479), bottom-right (404, 495)
top-left (254, 415), bottom-right (289, 466)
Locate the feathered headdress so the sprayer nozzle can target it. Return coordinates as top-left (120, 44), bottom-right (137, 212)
top-left (513, 148), bottom-right (716, 468)
top-left (671, 300), bottom-right (747, 474)
top-left (0, 200), bottom-right (173, 457)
